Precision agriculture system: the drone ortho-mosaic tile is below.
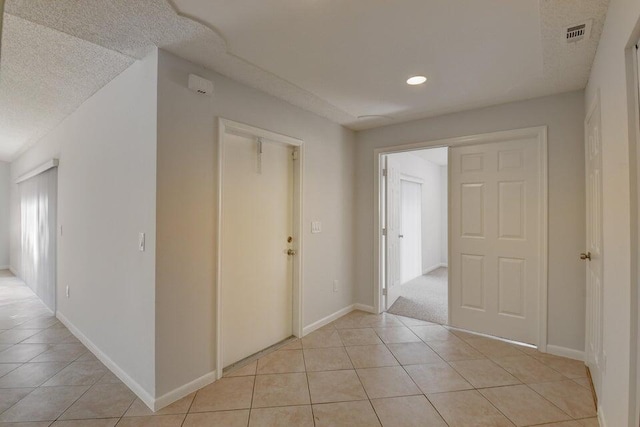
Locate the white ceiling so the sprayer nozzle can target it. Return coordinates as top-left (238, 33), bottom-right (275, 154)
top-left (0, 0), bottom-right (609, 161)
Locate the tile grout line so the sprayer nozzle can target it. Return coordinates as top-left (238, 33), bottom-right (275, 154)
top-left (398, 313), bottom-right (586, 425)
top-left (380, 314), bottom-right (452, 426)
top-left (300, 337), bottom-right (317, 427)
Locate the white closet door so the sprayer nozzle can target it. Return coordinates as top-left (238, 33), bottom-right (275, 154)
top-left (20, 168), bottom-right (57, 312)
top-left (400, 179), bottom-right (422, 284)
top-left (450, 139), bottom-right (541, 344)
top-left (221, 132), bottom-right (294, 367)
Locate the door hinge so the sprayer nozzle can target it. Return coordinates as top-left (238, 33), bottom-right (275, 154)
top-left (382, 168), bottom-right (387, 177)
top-left (382, 228), bottom-right (387, 236)
top-left (382, 288), bottom-right (388, 296)
top-left (292, 150), bottom-right (299, 160)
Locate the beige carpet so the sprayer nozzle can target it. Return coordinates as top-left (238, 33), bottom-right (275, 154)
top-left (387, 267), bottom-right (448, 324)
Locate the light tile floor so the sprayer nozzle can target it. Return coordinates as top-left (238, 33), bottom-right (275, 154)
top-left (0, 270), bottom-right (599, 426)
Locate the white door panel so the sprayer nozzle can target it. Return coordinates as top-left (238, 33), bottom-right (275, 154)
top-left (221, 133), bottom-right (294, 367)
top-left (450, 139), bottom-right (541, 344)
top-left (585, 95), bottom-right (603, 399)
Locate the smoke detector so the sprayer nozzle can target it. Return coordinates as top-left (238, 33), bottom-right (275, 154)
top-left (565, 20), bottom-right (592, 43)
top-left (188, 74), bottom-right (214, 96)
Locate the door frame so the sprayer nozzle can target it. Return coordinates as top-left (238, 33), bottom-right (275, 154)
top-left (373, 126), bottom-right (548, 351)
top-left (216, 118), bottom-right (304, 379)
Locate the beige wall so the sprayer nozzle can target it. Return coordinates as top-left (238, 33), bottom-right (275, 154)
top-left (155, 50), bottom-right (356, 396)
top-left (585, 0), bottom-right (640, 424)
top-left (9, 52), bottom-right (158, 397)
top-left (355, 91), bottom-right (586, 352)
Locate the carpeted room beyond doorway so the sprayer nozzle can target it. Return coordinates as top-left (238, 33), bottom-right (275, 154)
top-left (387, 267), bottom-right (448, 325)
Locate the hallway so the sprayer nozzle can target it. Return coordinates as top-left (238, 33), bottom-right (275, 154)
top-left (0, 270), bottom-right (598, 426)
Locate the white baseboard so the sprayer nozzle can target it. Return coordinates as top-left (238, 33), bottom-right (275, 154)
top-left (597, 406), bottom-right (606, 427)
top-left (303, 305), bottom-right (355, 336)
top-left (154, 370), bottom-right (217, 411)
top-left (353, 303), bottom-right (376, 313)
top-left (546, 344), bottom-right (585, 361)
top-left (302, 303), bottom-right (379, 336)
top-left (56, 312), bottom-right (156, 410)
top-left (9, 267), bottom-right (18, 276)
top-left (423, 263), bottom-right (447, 275)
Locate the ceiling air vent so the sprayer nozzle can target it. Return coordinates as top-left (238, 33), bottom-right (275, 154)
top-left (565, 20), bottom-right (592, 43)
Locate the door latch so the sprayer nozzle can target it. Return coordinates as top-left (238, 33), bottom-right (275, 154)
top-left (580, 252), bottom-right (591, 261)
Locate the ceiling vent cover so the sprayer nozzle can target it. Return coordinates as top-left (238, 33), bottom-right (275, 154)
top-left (565, 20), bottom-right (592, 43)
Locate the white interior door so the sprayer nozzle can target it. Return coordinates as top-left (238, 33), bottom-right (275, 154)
top-left (400, 179), bottom-right (422, 284)
top-left (584, 96), bottom-right (603, 399)
top-left (221, 132), bottom-right (294, 367)
top-left (450, 139), bottom-right (541, 344)
top-left (384, 155), bottom-right (402, 309)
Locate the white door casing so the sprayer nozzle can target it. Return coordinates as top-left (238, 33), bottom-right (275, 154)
top-left (450, 138), bottom-right (542, 344)
top-left (217, 118), bottom-right (304, 378)
top-left (384, 155), bottom-right (402, 309)
top-left (584, 92), bottom-right (603, 399)
top-left (400, 179), bottom-right (423, 284)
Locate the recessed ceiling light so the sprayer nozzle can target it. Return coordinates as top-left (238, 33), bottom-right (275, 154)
top-left (406, 75), bottom-right (427, 85)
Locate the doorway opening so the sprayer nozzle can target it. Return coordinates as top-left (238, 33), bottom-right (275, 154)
top-left (382, 148), bottom-right (448, 325)
top-left (375, 127), bottom-right (548, 349)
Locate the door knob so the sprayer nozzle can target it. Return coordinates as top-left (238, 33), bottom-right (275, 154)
top-left (287, 249), bottom-right (297, 256)
top-left (580, 252), bottom-right (591, 261)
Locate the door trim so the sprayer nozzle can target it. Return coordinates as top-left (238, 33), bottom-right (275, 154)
top-left (373, 126), bottom-right (548, 351)
top-left (216, 118), bottom-right (304, 379)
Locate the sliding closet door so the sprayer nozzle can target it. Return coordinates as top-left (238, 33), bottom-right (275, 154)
top-left (20, 168), bottom-right (57, 312)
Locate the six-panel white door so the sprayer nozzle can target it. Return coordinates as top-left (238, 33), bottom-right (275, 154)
top-left (221, 132), bottom-right (294, 367)
top-left (584, 96), bottom-right (603, 399)
top-left (450, 139), bottom-right (541, 344)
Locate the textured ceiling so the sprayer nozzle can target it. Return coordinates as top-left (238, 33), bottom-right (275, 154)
top-left (0, 13), bottom-right (132, 160)
top-left (0, 0), bottom-right (609, 161)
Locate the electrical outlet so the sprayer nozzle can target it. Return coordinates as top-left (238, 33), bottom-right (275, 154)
top-left (311, 221), bottom-right (322, 234)
top-left (333, 279), bottom-right (338, 292)
top-left (66, 286), bottom-right (70, 298)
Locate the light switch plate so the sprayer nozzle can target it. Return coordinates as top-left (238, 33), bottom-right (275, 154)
top-left (311, 221), bottom-right (322, 234)
top-left (139, 233), bottom-right (146, 252)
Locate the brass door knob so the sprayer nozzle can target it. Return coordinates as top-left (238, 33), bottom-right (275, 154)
top-left (580, 252), bottom-right (591, 261)
top-left (287, 249), bottom-right (297, 256)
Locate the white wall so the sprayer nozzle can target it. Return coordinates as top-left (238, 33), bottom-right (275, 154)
top-left (10, 52), bottom-right (158, 397)
top-left (355, 91), bottom-right (586, 352)
top-left (155, 50), bottom-right (356, 396)
top-left (0, 161), bottom-right (9, 268)
top-left (584, 0), bottom-right (640, 424)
